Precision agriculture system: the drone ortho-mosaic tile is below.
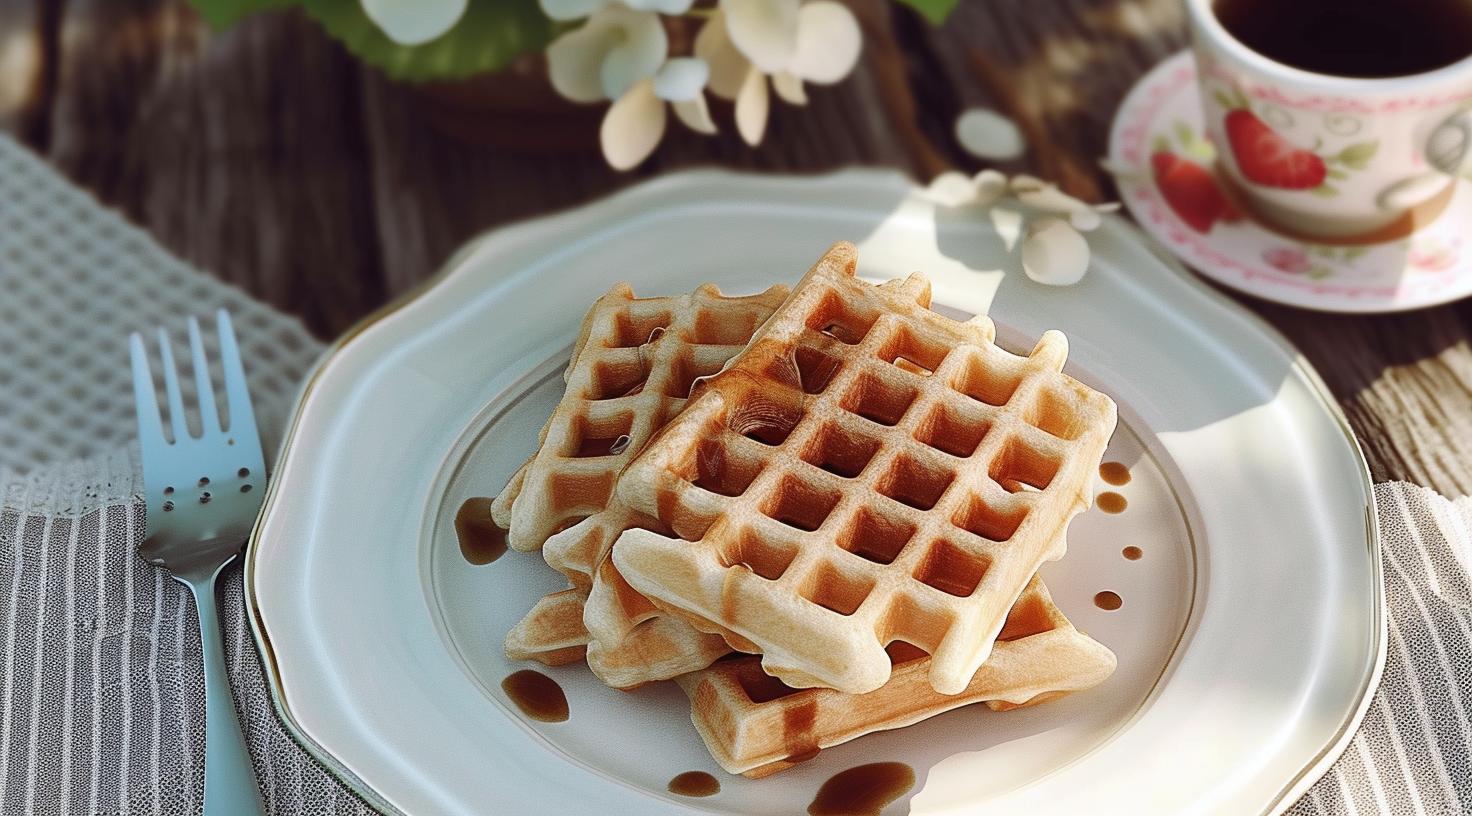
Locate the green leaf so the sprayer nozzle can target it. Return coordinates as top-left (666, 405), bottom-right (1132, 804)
top-left (1308, 184), bottom-right (1340, 198)
top-left (896, 0), bottom-right (961, 25)
top-left (1335, 140), bottom-right (1380, 171)
top-left (1212, 89), bottom-right (1235, 110)
top-left (1326, 168), bottom-right (1349, 180)
top-left (1307, 265), bottom-right (1333, 279)
top-left (300, 0), bottom-right (555, 82)
top-left (1152, 135), bottom-right (1171, 154)
top-left (188, 0), bottom-right (295, 28)
top-left (1343, 246), bottom-right (1369, 261)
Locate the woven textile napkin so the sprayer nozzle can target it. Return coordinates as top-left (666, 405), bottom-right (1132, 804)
top-left (2, 132), bottom-right (1469, 814)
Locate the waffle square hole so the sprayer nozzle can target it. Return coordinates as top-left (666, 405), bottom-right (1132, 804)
top-left (719, 529), bottom-right (798, 581)
top-left (951, 495), bottom-right (1026, 542)
top-left (841, 373), bottom-right (919, 427)
top-left (997, 591), bottom-right (1054, 641)
top-left (565, 412), bottom-right (635, 458)
top-left (761, 476), bottom-right (841, 532)
top-left (800, 562), bottom-right (875, 616)
top-left (686, 308), bottom-right (763, 345)
top-left (729, 392), bottom-right (803, 446)
top-left (735, 663), bottom-right (803, 703)
top-left (794, 346), bottom-right (843, 394)
top-left (690, 438), bottom-right (761, 497)
top-left (913, 539), bottom-right (989, 598)
top-left (761, 345), bottom-right (843, 396)
top-left (588, 358), bottom-right (647, 400)
top-left (806, 288), bottom-right (879, 345)
top-left (884, 640), bottom-right (929, 666)
top-left (800, 424), bottom-right (880, 479)
top-left (989, 437), bottom-right (1061, 493)
top-left (661, 356), bottom-right (705, 399)
top-left (609, 308), bottom-right (673, 348)
top-left (877, 327), bottom-right (948, 377)
top-left (1027, 387), bottom-right (1087, 440)
top-left (953, 353), bottom-right (1024, 407)
top-left (876, 454), bottom-right (955, 511)
top-left (838, 507), bottom-right (916, 565)
top-left (914, 404), bottom-right (989, 458)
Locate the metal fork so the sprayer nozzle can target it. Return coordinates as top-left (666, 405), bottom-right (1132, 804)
top-left (130, 310), bottom-right (265, 815)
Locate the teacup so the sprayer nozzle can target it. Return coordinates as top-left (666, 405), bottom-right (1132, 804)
top-left (1186, 0), bottom-right (1472, 240)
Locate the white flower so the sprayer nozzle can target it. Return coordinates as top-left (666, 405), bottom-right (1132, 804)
top-left (955, 108), bottom-right (1026, 161)
top-left (924, 170), bottom-right (1118, 287)
top-left (361, 0), bottom-right (467, 45)
top-left (547, 5), bottom-right (669, 103)
top-left (695, 1), bottom-right (861, 146)
top-left (540, 0), bottom-right (694, 21)
top-left (601, 59), bottom-right (718, 170)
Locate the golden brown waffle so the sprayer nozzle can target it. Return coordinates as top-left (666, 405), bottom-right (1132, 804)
top-left (676, 577), bottom-right (1116, 777)
top-left (498, 281), bottom-right (787, 688)
top-left (504, 585), bottom-right (730, 689)
top-left (612, 241), bottom-right (1117, 694)
top-left (492, 281), bottom-right (790, 556)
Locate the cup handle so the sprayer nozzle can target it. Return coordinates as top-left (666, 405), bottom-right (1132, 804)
top-left (1427, 107), bottom-right (1472, 177)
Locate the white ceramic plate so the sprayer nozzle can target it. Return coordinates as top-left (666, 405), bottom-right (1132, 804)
top-left (246, 169), bottom-right (1381, 815)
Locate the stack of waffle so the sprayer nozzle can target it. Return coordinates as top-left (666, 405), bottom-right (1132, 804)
top-left (494, 242), bottom-right (1119, 777)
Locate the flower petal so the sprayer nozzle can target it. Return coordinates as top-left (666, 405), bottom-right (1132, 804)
top-left (926, 171), bottom-right (979, 207)
top-left (973, 169), bottom-right (1009, 207)
top-left (547, 21), bottom-right (617, 103)
top-left (1069, 208), bottom-right (1102, 231)
top-left (673, 95), bottom-right (718, 134)
top-left (772, 71), bottom-right (807, 104)
top-left (539, 0), bottom-right (606, 21)
top-left (599, 7), bottom-right (668, 100)
top-left (1021, 218), bottom-right (1091, 286)
top-left (990, 205), bottom-right (1024, 252)
top-left (601, 78), bottom-right (668, 170)
top-left (735, 66), bottom-right (770, 146)
top-left (654, 57), bottom-right (709, 102)
top-left (628, 0), bottom-right (695, 12)
top-left (724, 0), bottom-right (800, 73)
top-left (1016, 185), bottom-right (1092, 216)
top-left (788, 0), bottom-right (861, 84)
top-left (695, 11), bottom-right (749, 99)
top-left (362, 0), bottom-right (467, 45)
top-left (954, 108), bottom-right (1025, 160)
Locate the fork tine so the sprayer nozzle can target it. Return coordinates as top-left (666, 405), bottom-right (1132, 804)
top-left (128, 333), bottom-right (167, 450)
top-left (187, 317), bottom-right (221, 435)
top-left (157, 327), bottom-right (191, 444)
top-left (216, 309), bottom-right (259, 446)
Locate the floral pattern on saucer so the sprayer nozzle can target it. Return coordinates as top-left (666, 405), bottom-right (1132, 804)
top-left (1110, 51), bottom-right (1472, 313)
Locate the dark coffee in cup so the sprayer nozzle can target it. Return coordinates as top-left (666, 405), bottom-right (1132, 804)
top-left (1213, 0), bottom-right (1472, 78)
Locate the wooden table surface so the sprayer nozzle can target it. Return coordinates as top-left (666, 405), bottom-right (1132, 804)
top-left (3, 0), bottom-right (1471, 496)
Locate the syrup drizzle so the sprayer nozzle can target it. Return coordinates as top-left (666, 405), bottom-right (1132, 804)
top-left (1098, 461), bottom-right (1131, 486)
top-left (501, 670), bottom-right (568, 722)
top-left (455, 497), bottom-right (508, 565)
top-left (1096, 492), bottom-right (1127, 514)
top-left (668, 771), bottom-right (720, 797)
top-left (807, 762), bottom-right (915, 816)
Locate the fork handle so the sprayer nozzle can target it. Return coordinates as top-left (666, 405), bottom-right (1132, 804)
top-left (186, 566), bottom-right (264, 816)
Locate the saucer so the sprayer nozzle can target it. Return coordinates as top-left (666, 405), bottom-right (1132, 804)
top-left (1109, 51), bottom-right (1472, 313)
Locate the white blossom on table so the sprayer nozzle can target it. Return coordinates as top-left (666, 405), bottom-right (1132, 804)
top-left (361, 0), bottom-right (468, 45)
top-left (696, 0), bottom-right (862, 146)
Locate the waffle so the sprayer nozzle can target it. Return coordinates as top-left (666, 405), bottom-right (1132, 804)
top-left (492, 280), bottom-right (789, 557)
top-left (498, 282), bottom-right (787, 687)
top-left (505, 585), bottom-right (731, 689)
top-left (612, 241), bottom-right (1117, 694)
top-left (677, 577), bottom-right (1115, 777)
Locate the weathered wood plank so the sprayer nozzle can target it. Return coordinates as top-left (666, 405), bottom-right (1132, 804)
top-left (42, 1), bottom-right (388, 337)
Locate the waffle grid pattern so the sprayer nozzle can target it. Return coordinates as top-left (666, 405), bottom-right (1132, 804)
top-left (499, 282), bottom-right (786, 687)
top-left (614, 242), bottom-right (1117, 694)
top-left (676, 578), bottom-right (1116, 777)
